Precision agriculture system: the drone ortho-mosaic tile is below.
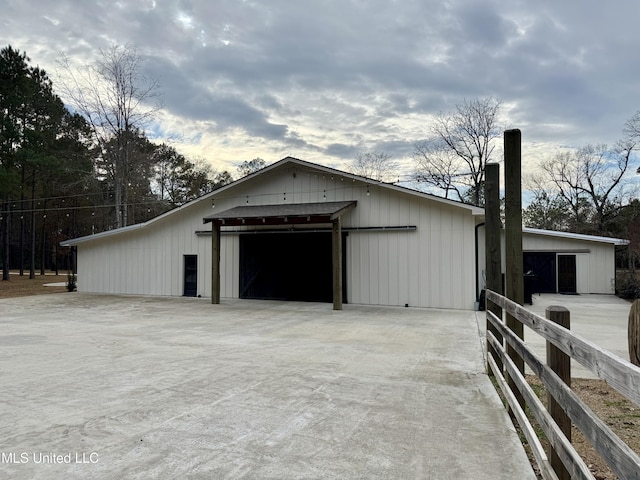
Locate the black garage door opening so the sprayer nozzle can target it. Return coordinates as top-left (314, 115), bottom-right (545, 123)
top-left (240, 232), bottom-right (345, 303)
top-left (523, 252), bottom-right (556, 293)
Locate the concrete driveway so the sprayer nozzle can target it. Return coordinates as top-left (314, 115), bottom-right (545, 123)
top-left (0, 294), bottom-right (534, 479)
top-left (524, 293), bottom-right (632, 379)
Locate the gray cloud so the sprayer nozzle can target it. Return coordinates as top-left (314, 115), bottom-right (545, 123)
top-left (3, 0), bottom-right (640, 170)
top-left (142, 54), bottom-right (289, 140)
top-left (324, 143), bottom-right (360, 159)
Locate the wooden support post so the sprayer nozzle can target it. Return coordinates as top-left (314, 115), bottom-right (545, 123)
top-left (484, 163), bottom-right (503, 374)
top-left (211, 223), bottom-right (221, 304)
top-left (2, 201), bottom-right (10, 281)
top-left (504, 128), bottom-right (525, 407)
top-left (629, 299), bottom-right (640, 366)
top-left (332, 217), bottom-right (342, 310)
top-left (546, 306), bottom-right (571, 480)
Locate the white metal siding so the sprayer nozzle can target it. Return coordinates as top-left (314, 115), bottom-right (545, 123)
top-left (345, 191), bottom-right (475, 310)
top-left (75, 164), bottom-right (477, 309)
top-left (575, 253), bottom-right (590, 294)
top-left (77, 200), bottom-right (219, 297)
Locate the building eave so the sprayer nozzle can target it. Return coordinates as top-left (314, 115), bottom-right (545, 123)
top-left (60, 223), bottom-right (147, 246)
top-left (523, 227), bottom-right (629, 246)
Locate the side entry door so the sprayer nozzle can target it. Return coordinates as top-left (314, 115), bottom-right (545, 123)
top-left (184, 255), bottom-right (198, 297)
top-left (557, 254), bottom-right (577, 294)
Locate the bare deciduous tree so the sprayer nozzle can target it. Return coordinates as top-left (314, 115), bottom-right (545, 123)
top-left (57, 44), bottom-right (161, 227)
top-left (523, 174), bottom-right (572, 231)
top-left (624, 110), bottom-right (640, 174)
top-left (413, 97), bottom-right (502, 205)
top-left (349, 150), bottom-right (398, 183)
top-left (413, 143), bottom-right (466, 200)
top-left (540, 143), bottom-right (633, 234)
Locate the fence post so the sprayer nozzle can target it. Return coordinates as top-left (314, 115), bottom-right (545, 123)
top-left (546, 305), bottom-right (571, 480)
top-left (629, 299), bottom-right (640, 366)
top-left (484, 163), bottom-right (503, 374)
top-left (504, 128), bottom-right (525, 408)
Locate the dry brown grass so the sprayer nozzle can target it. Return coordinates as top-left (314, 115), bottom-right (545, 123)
top-left (0, 272), bottom-right (69, 298)
top-left (522, 375), bottom-right (640, 480)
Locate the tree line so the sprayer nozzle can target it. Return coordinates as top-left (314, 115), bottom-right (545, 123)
top-left (3, 44), bottom-right (639, 292)
top-left (0, 45), bottom-right (261, 280)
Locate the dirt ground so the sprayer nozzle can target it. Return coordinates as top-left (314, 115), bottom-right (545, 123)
top-left (0, 272), bottom-right (68, 298)
top-left (524, 376), bottom-right (639, 480)
top-left (1, 276), bottom-right (637, 478)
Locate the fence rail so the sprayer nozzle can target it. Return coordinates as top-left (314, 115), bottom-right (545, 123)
top-left (485, 289), bottom-right (640, 480)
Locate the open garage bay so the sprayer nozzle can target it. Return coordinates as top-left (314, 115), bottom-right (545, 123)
top-left (0, 294), bottom-right (534, 479)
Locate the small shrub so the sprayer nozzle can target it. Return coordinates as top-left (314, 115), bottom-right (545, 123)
top-left (616, 271), bottom-right (640, 300)
top-left (67, 273), bottom-right (77, 292)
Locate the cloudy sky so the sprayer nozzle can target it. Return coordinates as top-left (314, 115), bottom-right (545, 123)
top-left (2, 0), bottom-right (640, 177)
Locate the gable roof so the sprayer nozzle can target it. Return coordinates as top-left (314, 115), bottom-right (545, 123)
top-left (60, 156), bottom-right (482, 246)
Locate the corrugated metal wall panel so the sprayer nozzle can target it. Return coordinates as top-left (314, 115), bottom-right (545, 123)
top-left (342, 187), bottom-right (475, 310)
top-left (378, 233), bottom-right (390, 306)
top-left (75, 163), bottom-right (480, 308)
top-left (589, 245), bottom-right (615, 293)
top-left (576, 253), bottom-right (590, 293)
top-left (406, 199), bottom-right (420, 306)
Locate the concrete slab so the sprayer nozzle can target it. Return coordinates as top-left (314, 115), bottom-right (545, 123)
top-left (523, 294), bottom-right (632, 379)
top-left (0, 294), bottom-right (535, 479)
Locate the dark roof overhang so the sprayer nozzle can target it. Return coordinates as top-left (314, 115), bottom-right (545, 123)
top-left (203, 201), bottom-right (357, 226)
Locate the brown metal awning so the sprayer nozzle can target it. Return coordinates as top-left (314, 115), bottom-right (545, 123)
top-left (203, 201), bottom-right (357, 226)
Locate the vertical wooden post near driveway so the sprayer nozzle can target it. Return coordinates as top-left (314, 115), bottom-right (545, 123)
top-left (504, 128), bottom-right (525, 407)
top-left (211, 222), bottom-right (221, 304)
top-left (546, 306), bottom-right (571, 480)
top-left (332, 217), bottom-right (343, 310)
top-left (629, 299), bottom-right (640, 366)
top-left (484, 162), bottom-right (503, 374)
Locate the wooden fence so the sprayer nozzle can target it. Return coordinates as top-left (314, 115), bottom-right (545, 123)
top-left (485, 289), bottom-right (640, 480)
